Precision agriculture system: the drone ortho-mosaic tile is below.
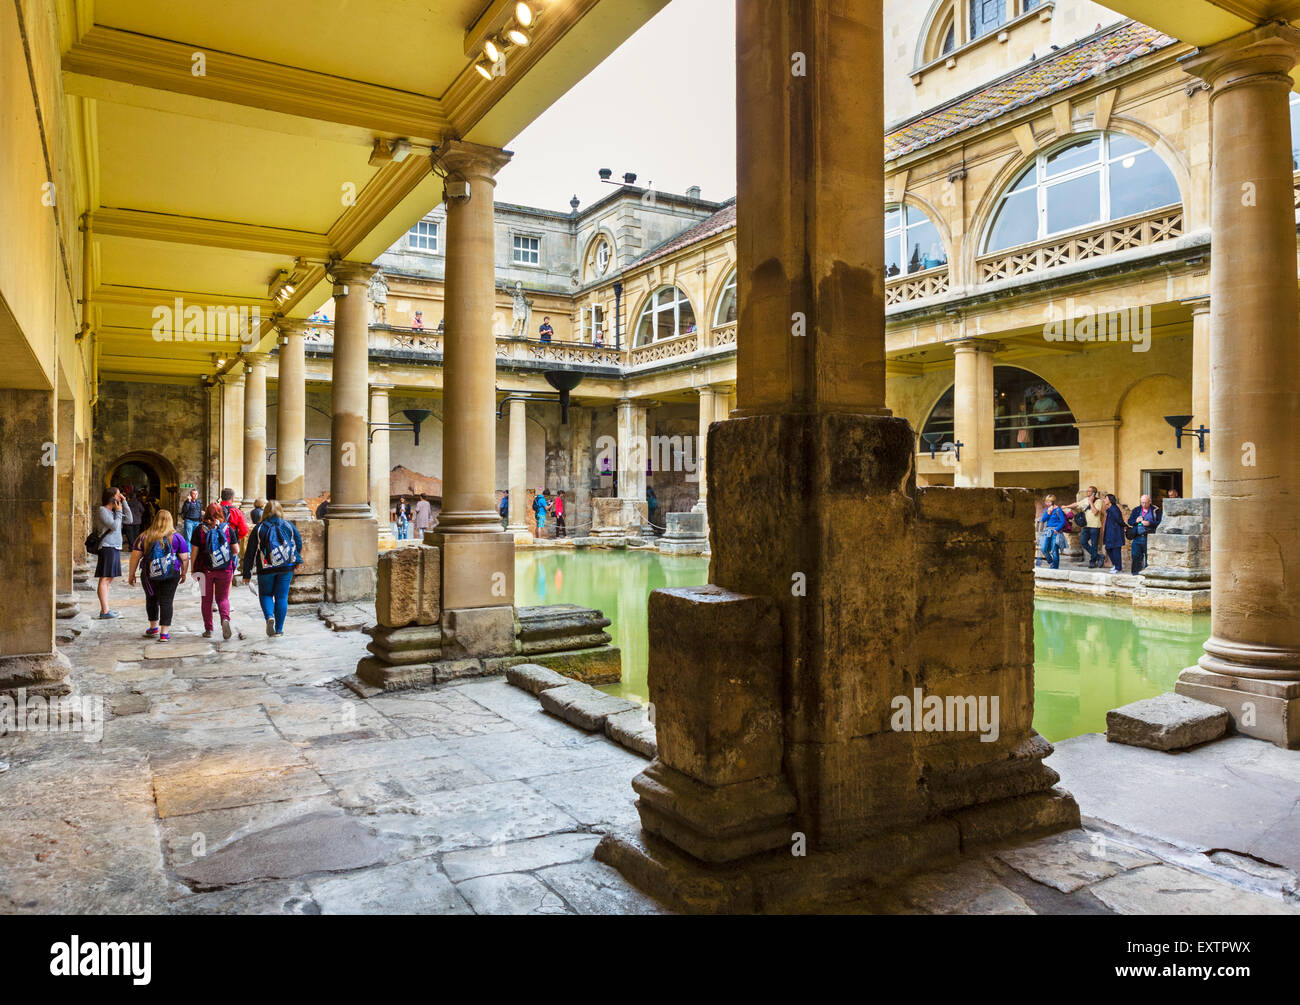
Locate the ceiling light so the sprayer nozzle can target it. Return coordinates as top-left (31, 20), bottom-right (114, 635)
top-left (507, 27), bottom-right (530, 46)
top-left (475, 59), bottom-right (493, 80)
top-left (515, 2), bottom-right (534, 27)
top-left (484, 38), bottom-right (502, 63)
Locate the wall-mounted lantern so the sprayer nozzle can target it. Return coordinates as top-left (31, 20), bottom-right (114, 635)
top-left (1164, 414), bottom-right (1210, 453)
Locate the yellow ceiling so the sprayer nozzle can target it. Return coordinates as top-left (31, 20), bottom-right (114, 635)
top-left (1100, 0), bottom-right (1300, 45)
top-left (66, 0), bottom-right (672, 380)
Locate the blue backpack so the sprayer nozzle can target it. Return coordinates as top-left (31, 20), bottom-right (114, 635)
top-left (147, 536), bottom-right (181, 580)
top-left (258, 521), bottom-right (297, 570)
top-left (205, 524), bottom-right (234, 570)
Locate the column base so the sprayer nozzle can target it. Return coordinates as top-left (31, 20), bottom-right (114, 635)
top-left (591, 498), bottom-right (648, 537)
top-left (55, 594), bottom-right (81, 619)
top-left (324, 516), bottom-right (378, 603)
top-left (0, 651), bottom-right (73, 698)
top-left (281, 500), bottom-right (314, 523)
top-left (1176, 666), bottom-right (1300, 748)
top-left (658, 511), bottom-right (709, 555)
top-left (426, 530), bottom-right (515, 611)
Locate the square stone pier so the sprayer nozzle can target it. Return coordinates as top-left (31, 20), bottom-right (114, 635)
top-left (597, 413), bottom-right (1078, 913)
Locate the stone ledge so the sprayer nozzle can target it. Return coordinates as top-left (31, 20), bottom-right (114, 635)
top-left (1106, 692), bottom-right (1228, 751)
top-left (506, 663), bottom-right (571, 695)
top-left (539, 682), bottom-right (640, 731)
top-left (606, 707), bottom-right (657, 759)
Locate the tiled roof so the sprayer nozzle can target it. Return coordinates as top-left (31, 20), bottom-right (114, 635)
top-left (885, 21), bottom-right (1177, 162)
top-left (630, 199), bottom-right (737, 269)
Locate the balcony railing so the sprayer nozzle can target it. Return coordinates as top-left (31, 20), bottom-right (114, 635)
top-left (628, 329), bottom-right (701, 367)
top-left (976, 207), bottom-right (1184, 284)
top-left (886, 265), bottom-right (950, 305)
top-left (712, 321), bottom-right (737, 347)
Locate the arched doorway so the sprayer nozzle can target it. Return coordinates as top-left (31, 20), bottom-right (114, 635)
top-left (104, 450), bottom-right (181, 521)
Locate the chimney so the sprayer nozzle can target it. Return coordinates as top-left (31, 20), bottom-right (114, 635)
top-left (686, 185), bottom-right (702, 200)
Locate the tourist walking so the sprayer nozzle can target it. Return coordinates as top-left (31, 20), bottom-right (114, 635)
top-left (1038, 494), bottom-right (1067, 570)
top-left (120, 486), bottom-right (140, 550)
top-left (395, 496), bottom-right (411, 540)
top-left (315, 494), bottom-right (330, 519)
top-left (1127, 494), bottom-right (1161, 576)
top-left (413, 495), bottom-right (432, 536)
top-left (1102, 494), bottom-right (1126, 574)
top-left (1080, 486), bottom-right (1103, 568)
top-left (92, 486), bottom-right (125, 619)
top-left (191, 502), bottom-right (239, 640)
top-left (219, 487), bottom-right (250, 541)
top-left (250, 497), bottom-right (266, 526)
top-left (554, 490), bottom-right (566, 538)
top-left (532, 487), bottom-right (549, 537)
top-left (128, 509), bottom-right (190, 642)
top-left (241, 500), bottom-right (303, 638)
top-left (180, 488), bottom-right (204, 543)
top-left (139, 490), bottom-right (158, 531)
top-left (498, 491), bottom-right (509, 530)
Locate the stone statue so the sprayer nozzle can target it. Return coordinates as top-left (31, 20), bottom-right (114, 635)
top-left (369, 272), bottom-right (388, 324)
top-left (509, 280), bottom-right (531, 338)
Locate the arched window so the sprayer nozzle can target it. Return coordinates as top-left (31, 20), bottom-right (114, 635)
top-left (920, 366), bottom-right (1079, 449)
top-left (634, 286), bottom-right (696, 346)
top-left (886, 204), bottom-right (948, 277)
top-left (985, 132), bottom-right (1181, 254)
top-left (970, 0), bottom-right (1005, 41)
top-left (714, 269), bottom-right (737, 326)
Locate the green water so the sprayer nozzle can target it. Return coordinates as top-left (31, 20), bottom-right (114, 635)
top-left (514, 551), bottom-right (1211, 742)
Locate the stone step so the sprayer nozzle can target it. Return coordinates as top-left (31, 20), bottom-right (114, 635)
top-left (539, 681), bottom-right (640, 732)
top-left (1106, 692), bottom-right (1229, 751)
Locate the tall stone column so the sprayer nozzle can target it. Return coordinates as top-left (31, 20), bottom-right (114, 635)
top-left (242, 352), bottom-right (268, 508)
top-left (1190, 299), bottom-right (1212, 499)
top-left (220, 373), bottom-right (245, 503)
top-left (276, 321), bottom-right (311, 520)
top-left (428, 140), bottom-right (517, 639)
top-left (691, 386), bottom-right (716, 513)
top-left (325, 260), bottom-right (380, 602)
top-left (507, 397), bottom-right (529, 537)
top-left (952, 340), bottom-right (996, 488)
top-left (598, 0), bottom-right (1073, 908)
top-left (370, 384), bottom-right (394, 545)
top-left (55, 398), bottom-right (76, 606)
top-left (0, 388), bottom-right (70, 696)
top-left (1176, 26), bottom-right (1300, 748)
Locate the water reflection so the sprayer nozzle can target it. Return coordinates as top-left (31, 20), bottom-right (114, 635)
top-left (515, 553), bottom-right (1210, 741)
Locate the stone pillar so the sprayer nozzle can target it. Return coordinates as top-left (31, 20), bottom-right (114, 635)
top-left (220, 373), bottom-right (245, 504)
top-left (952, 340), bottom-right (995, 488)
top-left (325, 260), bottom-right (380, 602)
top-left (0, 389), bottom-right (71, 696)
top-left (428, 140), bottom-right (516, 640)
top-left (507, 397), bottom-right (529, 537)
top-left (691, 386), bottom-right (716, 513)
top-left (593, 398), bottom-right (649, 537)
top-left (277, 321), bottom-right (311, 520)
top-left (597, 0), bottom-right (1074, 910)
top-left (242, 352), bottom-right (268, 508)
top-left (1190, 299), bottom-right (1212, 499)
top-left (55, 398), bottom-right (76, 608)
top-left (371, 384), bottom-right (394, 546)
top-left (1176, 26), bottom-right (1300, 748)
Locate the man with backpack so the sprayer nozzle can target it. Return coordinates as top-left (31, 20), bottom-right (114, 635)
top-left (191, 502), bottom-right (240, 639)
top-left (180, 489), bottom-right (204, 543)
top-left (241, 500), bottom-right (304, 637)
top-left (219, 487), bottom-right (250, 541)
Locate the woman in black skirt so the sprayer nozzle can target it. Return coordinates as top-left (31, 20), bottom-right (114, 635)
top-left (94, 486), bottom-right (125, 619)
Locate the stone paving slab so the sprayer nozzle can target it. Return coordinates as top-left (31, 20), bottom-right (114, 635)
top-left (308, 857), bottom-right (471, 915)
top-left (154, 764), bottom-right (331, 818)
top-left (1090, 863), bottom-right (1299, 915)
top-left (455, 872), bottom-right (572, 915)
top-left (442, 832), bottom-right (603, 882)
top-left (994, 828), bottom-right (1159, 893)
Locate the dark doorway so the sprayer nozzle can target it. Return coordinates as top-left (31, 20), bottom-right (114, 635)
top-left (1142, 469), bottom-right (1184, 502)
top-left (266, 475), bottom-right (278, 501)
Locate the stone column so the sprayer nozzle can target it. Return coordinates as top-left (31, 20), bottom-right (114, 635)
top-left (242, 352), bottom-right (268, 509)
top-left (590, 397), bottom-right (649, 537)
top-left (691, 386), bottom-right (716, 513)
top-left (428, 140), bottom-right (517, 639)
top-left (952, 340), bottom-right (995, 488)
top-left (1190, 299), bottom-right (1212, 499)
top-left (276, 321), bottom-right (312, 520)
top-left (370, 384), bottom-right (394, 546)
top-left (220, 373), bottom-right (245, 504)
top-left (0, 388), bottom-right (70, 696)
top-left (325, 260), bottom-right (380, 602)
top-left (597, 0), bottom-right (1073, 907)
top-left (507, 397), bottom-right (529, 537)
top-left (1177, 26), bottom-right (1300, 748)
top-left (55, 398), bottom-right (76, 608)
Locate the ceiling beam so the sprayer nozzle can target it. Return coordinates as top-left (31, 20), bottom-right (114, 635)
top-left (64, 26), bottom-right (450, 143)
top-left (92, 207), bottom-right (335, 259)
top-left (93, 285), bottom-right (270, 310)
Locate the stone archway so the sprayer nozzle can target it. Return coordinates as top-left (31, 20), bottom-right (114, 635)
top-left (104, 449), bottom-right (181, 518)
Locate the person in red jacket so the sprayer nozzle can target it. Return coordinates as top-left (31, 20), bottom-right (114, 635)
top-left (219, 487), bottom-right (250, 541)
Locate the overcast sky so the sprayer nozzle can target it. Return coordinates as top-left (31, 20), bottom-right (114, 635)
top-left (493, 0), bottom-right (737, 211)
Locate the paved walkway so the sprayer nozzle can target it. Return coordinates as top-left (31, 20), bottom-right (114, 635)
top-left (0, 571), bottom-right (1295, 914)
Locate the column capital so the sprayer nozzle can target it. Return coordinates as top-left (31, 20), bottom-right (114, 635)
top-left (432, 139), bottom-right (513, 181)
top-left (218, 371), bottom-right (245, 387)
top-left (1183, 296), bottom-right (1212, 317)
top-left (277, 318), bottom-right (313, 338)
top-left (328, 260), bottom-right (378, 288)
top-left (951, 338), bottom-right (999, 355)
top-left (240, 351), bottom-right (270, 368)
top-left (1181, 23), bottom-right (1300, 90)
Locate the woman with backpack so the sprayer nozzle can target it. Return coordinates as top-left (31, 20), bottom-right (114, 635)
top-left (241, 500), bottom-right (303, 637)
top-left (191, 502), bottom-right (239, 639)
top-left (127, 509), bottom-right (190, 642)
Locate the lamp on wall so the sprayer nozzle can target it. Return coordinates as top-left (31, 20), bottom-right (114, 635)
top-left (369, 408), bottom-right (433, 446)
top-left (1164, 414), bottom-right (1209, 453)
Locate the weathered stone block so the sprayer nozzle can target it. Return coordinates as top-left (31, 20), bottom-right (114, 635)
top-left (591, 498), bottom-right (648, 537)
top-left (648, 585), bottom-right (784, 787)
top-left (539, 682), bottom-right (639, 731)
top-left (605, 707), bottom-right (657, 759)
top-left (325, 566), bottom-right (375, 604)
top-left (525, 646), bottom-right (623, 685)
top-left (291, 519), bottom-right (324, 576)
top-left (440, 605), bottom-right (517, 660)
top-left (375, 544), bottom-right (441, 629)
top-left (506, 663), bottom-right (572, 695)
top-left (365, 624), bottom-right (442, 664)
top-left (287, 573), bottom-right (324, 605)
top-left (355, 656), bottom-right (434, 691)
top-left (1106, 692), bottom-right (1229, 750)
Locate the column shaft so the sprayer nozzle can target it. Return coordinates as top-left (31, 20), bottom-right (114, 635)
top-left (507, 398), bottom-right (529, 533)
top-left (371, 385), bottom-right (393, 542)
top-left (1191, 302), bottom-right (1212, 499)
top-left (617, 400), bottom-right (647, 502)
top-left (953, 342), bottom-right (995, 488)
top-left (277, 324), bottom-right (310, 517)
top-left (328, 263), bottom-right (376, 515)
top-left (242, 354), bottom-right (268, 506)
top-left (220, 375), bottom-right (245, 503)
top-left (692, 387), bottom-right (716, 512)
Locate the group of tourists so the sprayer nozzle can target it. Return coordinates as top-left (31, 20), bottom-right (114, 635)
top-left (89, 487), bottom-right (304, 641)
top-left (1035, 486), bottom-right (1165, 575)
top-left (393, 495), bottom-right (433, 540)
top-left (497, 488), bottom-right (567, 538)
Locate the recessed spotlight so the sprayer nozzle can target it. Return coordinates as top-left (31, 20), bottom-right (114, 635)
top-left (484, 38), bottom-right (502, 63)
top-left (507, 27), bottom-right (530, 46)
top-left (475, 60), bottom-right (493, 80)
top-left (515, 2), bottom-right (534, 28)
